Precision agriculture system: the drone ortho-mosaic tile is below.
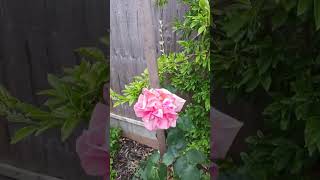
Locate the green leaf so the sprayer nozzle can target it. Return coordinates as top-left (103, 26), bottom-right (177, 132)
top-left (257, 58), bottom-right (272, 75)
top-left (177, 115), bottom-right (194, 131)
top-left (166, 128), bottom-right (186, 150)
top-left (37, 89), bottom-right (59, 96)
top-left (47, 74), bottom-right (62, 89)
top-left (61, 118), bottom-right (79, 141)
top-left (199, 0), bottom-right (210, 12)
top-left (238, 69), bottom-right (254, 87)
top-left (314, 0), bottom-right (320, 30)
top-left (282, 0), bottom-right (297, 12)
top-left (198, 26), bottom-right (206, 35)
top-left (174, 156), bottom-right (188, 176)
top-left (185, 149), bottom-right (206, 165)
top-left (180, 165), bottom-right (201, 180)
top-left (10, 126), bottom-right (37, 144)
top-left (158, 163), bottom-right (167, 180)
top-left (245, 76), bottom-right (260, 92)
top-left (295, 103), bottom-right (308, 120)
top-left (272, 11), bottom-right (288, 30)
top-left (223, 13), bottom-right (250, 37)
top-left (305, 116), bottom-right (320, 155)
top-left (297, 0), bottom-right (313, 15)
top-left (145, 164), bottom-right (158, 180)
top-left (35, 121), bottom-right (58, 136)
top-left (162, 151), bottom-right (175, 166)
top-left (14, 102), bottom-right (51, 121)
top-left (261, 76), bottom-right (272, 91)
top-left (149, 151), bottom-right (160, 164)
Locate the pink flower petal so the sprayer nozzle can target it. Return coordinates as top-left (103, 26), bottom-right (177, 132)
top-left (134, 88), bottom-right (185, 131)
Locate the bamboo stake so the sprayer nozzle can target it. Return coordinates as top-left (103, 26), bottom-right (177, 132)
top-left (141, 0), bottom-right (166, 156)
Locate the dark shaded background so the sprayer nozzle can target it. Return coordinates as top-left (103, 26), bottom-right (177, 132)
top-left (0, 0), bottom-right (109, 179)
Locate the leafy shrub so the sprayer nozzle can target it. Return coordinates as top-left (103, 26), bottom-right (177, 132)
top-left (110, 127), bottom-right (122, 180)
top-left (213, 0), bottom-right (320, 179)
top-left (0, 40), bottom-right (108, 143)
top-left (132, 116), bottom-right (210, 180)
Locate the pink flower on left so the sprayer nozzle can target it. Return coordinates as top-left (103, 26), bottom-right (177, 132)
top-left (76, 103), bottom-right (109, 178)
top-left (134, 88), bottom-right (186, 131)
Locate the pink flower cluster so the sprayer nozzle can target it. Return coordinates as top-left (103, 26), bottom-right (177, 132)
top-left (134, 88), bottom-right (186, 131)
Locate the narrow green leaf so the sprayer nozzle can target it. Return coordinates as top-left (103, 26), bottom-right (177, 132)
top-left (199, 0), bottom-right (210, 12)
top-left (35, 121), bottom-right (57, 136)
top-left (297, 0), bottom-right (312, 15)
top-left (305, 116), bottom-right (320, 155)
top-left (261, 76), bottom-right (272, 91)
top-left (11, 126), bottom-right (37, 144)
top-left (245, 76), bottom-right (260, 92)
top-left (47, 74), bottom-right (62, 89)
top-left (197, 26), bottom-right (206, 35)
top-left (61, 118), bottom-right (79, 141)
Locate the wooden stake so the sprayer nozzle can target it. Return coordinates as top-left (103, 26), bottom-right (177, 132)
top-left (141, 0), bottom-right (166, 156)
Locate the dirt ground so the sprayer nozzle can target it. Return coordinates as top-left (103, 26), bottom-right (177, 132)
top-left (113, 137), bottom-right (154, 180)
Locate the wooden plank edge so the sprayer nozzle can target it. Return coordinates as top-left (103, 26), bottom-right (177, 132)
top-left (110, 113), bottom-right (159, 149)
top-left (110, 113), bottom-right (144, 127)
top-left (0, 163), bottom-right (63, 180)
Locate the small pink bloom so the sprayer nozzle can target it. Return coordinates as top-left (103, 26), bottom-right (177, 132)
top-left (133, 88), bottom-right (186, 131)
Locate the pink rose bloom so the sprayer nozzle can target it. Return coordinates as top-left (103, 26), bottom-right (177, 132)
top-left (133, 88), bottom-right (186, 131)
top-left (76, 103), bottom-right (109, 177)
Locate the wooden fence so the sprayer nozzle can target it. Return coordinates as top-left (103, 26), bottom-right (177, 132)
top-left (110, 0), bottom-right (187, 148)
top-left (0, 0), bottom-right (108, 179)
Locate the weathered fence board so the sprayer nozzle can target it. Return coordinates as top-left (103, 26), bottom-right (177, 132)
top-left (0, 0), bottom-right (108, 179)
